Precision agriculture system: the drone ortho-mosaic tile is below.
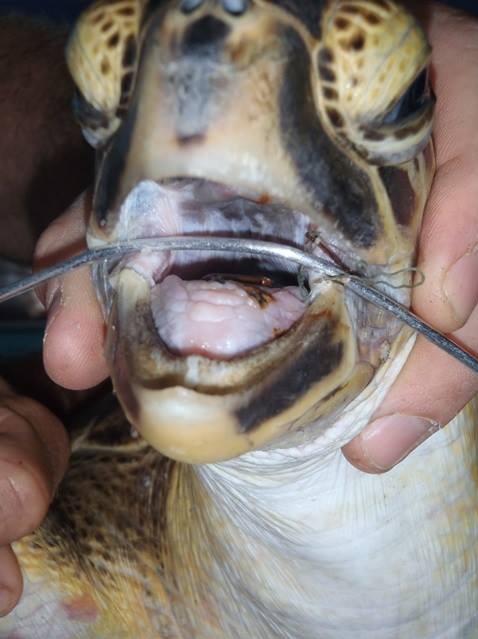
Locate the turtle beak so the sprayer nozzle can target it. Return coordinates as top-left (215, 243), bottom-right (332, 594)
top-left (81, 1), bottom-right (431, 462)
top-left (104, 262), bottom-right (374, 463)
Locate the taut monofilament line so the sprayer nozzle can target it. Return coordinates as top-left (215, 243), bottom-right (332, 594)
top-left (0, 236), bottom-right (477, 374)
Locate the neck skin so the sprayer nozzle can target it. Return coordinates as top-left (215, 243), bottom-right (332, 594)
top-left (168, 339), bottom-right (478, 639)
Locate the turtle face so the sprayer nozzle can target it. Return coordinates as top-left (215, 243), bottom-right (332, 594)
top-left (67, 0), bottom-right (435, 463)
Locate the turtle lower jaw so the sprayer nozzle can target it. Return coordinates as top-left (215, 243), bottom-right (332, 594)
top-left (102, 266), bottom-right (371, 463)
top-left (91, 178), bottom-right (373, 462)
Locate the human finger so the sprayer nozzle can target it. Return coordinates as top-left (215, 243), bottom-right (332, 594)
top-left (0, 384), bottom-right (69, 614)
top-left (34, 192), bottom-right (108, 391)
top-left (342, 324), bottom-right (478, 473)
top-left (343, 4), bottom-right (478, 472)
top-left (0, 389), bottom-right (69, 545)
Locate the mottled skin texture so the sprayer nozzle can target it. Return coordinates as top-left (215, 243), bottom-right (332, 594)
top-left (5, 1), bottom-right (473, 638)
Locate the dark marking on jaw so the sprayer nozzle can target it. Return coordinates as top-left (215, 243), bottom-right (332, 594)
top-left (94, 100), bottom-right (138, 226)
top-left (236, 322), bottom-right (344, 433)
top-left (379, 166), bottom-right (416, 227)
top-left (280, 28), bottom-right (379, 247)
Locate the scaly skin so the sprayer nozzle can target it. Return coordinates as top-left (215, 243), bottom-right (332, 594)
top-left (4, 338), bottom-right (478, 637)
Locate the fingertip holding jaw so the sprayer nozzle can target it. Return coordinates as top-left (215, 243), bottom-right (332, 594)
top-left (42, 268), bottom-right (108, 391)
top-left (342, 414), bottom-right (440, 474)
top-left (43, 310), bottom-right (108, 390)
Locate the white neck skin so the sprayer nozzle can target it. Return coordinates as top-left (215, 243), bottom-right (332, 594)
top-left (196, 338), bottom-right (478, 639)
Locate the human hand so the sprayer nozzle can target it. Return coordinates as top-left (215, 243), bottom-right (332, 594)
top-left (0, 381), bottom-right (68, 616)
top-left (342, 2), bottom-right (478, 472)
top-left (34, 192), bottom-right (109, 391)
top-left (36, 3), bottom-right (478, 472)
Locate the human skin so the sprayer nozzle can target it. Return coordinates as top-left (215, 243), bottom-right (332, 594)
top-left (0, 15), bottom-right (89, 615)
top-left (1, 0), bottom-right (478, 616)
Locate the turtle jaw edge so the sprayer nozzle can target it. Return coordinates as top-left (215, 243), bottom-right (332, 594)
top-left (94, 181), bottom-right (379, 462)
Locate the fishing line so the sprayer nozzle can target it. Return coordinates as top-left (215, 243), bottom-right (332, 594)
top-left (374, 267), bottom-right (426, 290)
top-left (0, 236), bottom-right (477, 374)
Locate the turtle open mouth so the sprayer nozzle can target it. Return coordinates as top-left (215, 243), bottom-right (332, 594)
top-left (103, 178), bottom-right (328, 361)
top-left (93, 177), bottom-right (368, 462)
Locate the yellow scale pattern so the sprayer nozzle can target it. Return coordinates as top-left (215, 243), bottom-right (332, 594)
top-left (67, 0), bottom-right (147, 141)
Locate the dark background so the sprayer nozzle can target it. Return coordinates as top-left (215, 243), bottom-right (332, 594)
top-left (0, 0), bottom-right (477, 22)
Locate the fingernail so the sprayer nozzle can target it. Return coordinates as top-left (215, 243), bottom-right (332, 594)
top-left (443, 250), bottom-right (478, 325)
top-left (360, 414), bottom-right (439, 472)
top-left (0, 587), bottom-right (13, 616)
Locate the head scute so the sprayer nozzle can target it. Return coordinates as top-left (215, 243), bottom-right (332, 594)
top-left (66, 0), bottom-right (147, 147)
top-left (314, 0), bottom-right (433, 165)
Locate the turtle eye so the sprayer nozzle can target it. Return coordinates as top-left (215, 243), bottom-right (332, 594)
top-left (381, 70), bottom-right (429, 126)
top-left (66, 0), bottom-right (145, 148)
top-left (315, 0), bottom-right (434, 165)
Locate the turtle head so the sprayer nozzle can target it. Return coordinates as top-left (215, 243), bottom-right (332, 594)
top-left (66, 0), bottom-right (435, 462)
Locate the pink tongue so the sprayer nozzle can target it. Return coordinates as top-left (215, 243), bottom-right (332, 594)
top-left (151, 275), bottom-right (305, 358)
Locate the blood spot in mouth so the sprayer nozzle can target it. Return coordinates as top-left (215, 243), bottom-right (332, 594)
top-left (238, 284), bottom-right (274, 308)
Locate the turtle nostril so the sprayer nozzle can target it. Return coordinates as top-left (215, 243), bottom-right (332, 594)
top-left (221, 0), bottom-right (249, 16)
top-left (180, 0), bottom-right (203, 15)
top-left (182, 15), bottom-right (230, 50)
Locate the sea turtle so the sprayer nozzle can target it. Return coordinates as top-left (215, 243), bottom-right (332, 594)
top-left (2, 0), bottom-right (477, 637)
